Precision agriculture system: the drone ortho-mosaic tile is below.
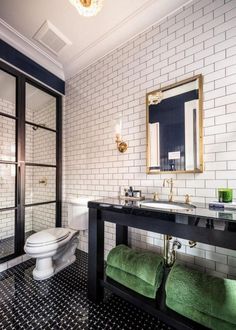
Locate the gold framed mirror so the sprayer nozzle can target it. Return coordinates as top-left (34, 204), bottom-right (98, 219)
top-left (146, 75), bottom-right (203, 174)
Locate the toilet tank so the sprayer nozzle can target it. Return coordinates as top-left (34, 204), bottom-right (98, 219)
top-left (68, 198), bottom-right (89, 230)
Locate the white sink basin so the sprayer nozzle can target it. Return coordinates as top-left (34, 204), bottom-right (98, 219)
top-left (140, 201), bottom-right (194, 211)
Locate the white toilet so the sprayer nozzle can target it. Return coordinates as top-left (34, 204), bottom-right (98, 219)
top-left (24, 198), bottom-right (89, 281)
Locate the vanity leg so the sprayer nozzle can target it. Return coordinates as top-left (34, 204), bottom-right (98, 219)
top-left (88, 208), bottom-right (104, 302)
top-left (116, 224), bottom-right (128, 246)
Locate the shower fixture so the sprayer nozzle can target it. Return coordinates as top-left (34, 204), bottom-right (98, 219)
top-left (39, 177), bottom-right (48, 186)
top-left (32, 123), bottom-right (47, 131)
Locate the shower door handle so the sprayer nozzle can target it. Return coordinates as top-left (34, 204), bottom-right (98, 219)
top-left (17, 161), bottom-right (25, 206)
top-left (17, 163), bottom-right (21, 206)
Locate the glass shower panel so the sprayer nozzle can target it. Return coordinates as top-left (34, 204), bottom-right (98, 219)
top-left (0, 68), bottom-right (16, 261)
top-left (0, 70), bottom-right (16, 116)
top-left (25, 83), bottom-right (56, 130)
top-left (25, 124), bottom-right (56, 165)
top-left (0, 116), bottom-right (16, 162)
top-left (25, 166), bottom-right (56, 205)
top-left (25, 82), bottom-right (57, 243)
top-left (0, 164), bottom-right (16, 209)
top-left (0, 210), bottom-right (15, 258)
top-left (25, 203), bottom-right (56, 234)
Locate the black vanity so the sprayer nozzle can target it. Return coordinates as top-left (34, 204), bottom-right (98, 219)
top-left (87, 198), bottom-right (236, 330)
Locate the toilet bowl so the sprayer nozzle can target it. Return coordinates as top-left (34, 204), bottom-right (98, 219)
top-left (24, 198), bottom-right (89, 280)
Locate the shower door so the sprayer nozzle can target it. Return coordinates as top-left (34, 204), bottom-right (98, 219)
top-left (0, 61), bottom-right (62, 263)
top-left (0, 68), bottom-right (18, 260)
top-left (25, 82), bottom-right (59, 238)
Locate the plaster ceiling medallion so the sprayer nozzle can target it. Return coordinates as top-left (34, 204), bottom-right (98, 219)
top-left (69, 0), bottom-right (104, 17)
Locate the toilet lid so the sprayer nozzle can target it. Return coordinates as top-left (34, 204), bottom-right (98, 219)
top-left (26, 228), bottom-right (70, 246)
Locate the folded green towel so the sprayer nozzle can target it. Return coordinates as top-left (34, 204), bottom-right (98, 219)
top-left (107, 244), bottom-right (164, 286)
top-left (165, 263), bottom-right (236, 327)
top-left (166, 298), bottom-right (236, 330)
top-left (106, 265), bottom-right (162, 299)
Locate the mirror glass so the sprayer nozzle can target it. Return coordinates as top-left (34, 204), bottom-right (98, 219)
top-left (147, 75), bottom-right (203, 173)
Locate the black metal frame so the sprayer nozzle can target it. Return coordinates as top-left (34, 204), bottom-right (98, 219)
top-left (0, 61), bottom-right (62, 263)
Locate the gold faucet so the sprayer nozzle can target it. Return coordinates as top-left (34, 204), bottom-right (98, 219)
top-left (153, 192), bottom-right (159, 201)
top-left (185, 194), bottom-right (191, 204)
top-left (163, 178), bottom-right (174, 202)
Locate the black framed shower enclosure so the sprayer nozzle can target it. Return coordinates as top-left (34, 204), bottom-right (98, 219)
top-left (0, 61), bottom-right (62, 263)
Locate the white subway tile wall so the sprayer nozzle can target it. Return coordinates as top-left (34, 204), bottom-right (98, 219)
top-left (63, 0), bottom-right (236, 279)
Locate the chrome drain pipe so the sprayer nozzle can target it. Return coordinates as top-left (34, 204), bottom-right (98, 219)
top-left (163, 235), bottom-right (182, 267)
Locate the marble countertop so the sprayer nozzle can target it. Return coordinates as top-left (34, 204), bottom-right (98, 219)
top-left (88, 198), bottom-right (236, 224)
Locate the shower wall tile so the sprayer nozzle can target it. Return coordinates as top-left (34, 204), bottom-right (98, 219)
top-left (29, 102), bottom-right (56, 232)
top-left (64, 0), bottom-right (236, 279)
top-left (0, 99), bottom-right (56, 251)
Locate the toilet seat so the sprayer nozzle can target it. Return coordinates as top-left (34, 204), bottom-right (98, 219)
top-left (26, 228), bottom-right (71, 247)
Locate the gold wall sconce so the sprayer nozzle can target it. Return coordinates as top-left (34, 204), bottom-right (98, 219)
top-left (115, 119), bottom-right (128, 153)
top-left (115, 134), bottom-right (128, 153)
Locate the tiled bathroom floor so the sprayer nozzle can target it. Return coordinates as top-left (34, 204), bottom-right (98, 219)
top-left (0, 231), bottom-right (34, 258)
top-left (0, 250), bottom-right (174, 330)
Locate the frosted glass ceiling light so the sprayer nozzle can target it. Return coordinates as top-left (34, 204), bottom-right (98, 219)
top-left (69, 0), bottom-right (104, 17)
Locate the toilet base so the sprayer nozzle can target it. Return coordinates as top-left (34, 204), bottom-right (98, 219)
top-left (32, 236), bottom-right (79, 281)
top-left (33, 257), bottom-right (54, 280)
top-left (54, 255), bottom-right (76, 275)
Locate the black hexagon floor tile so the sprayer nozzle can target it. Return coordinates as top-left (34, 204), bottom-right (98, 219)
top-left (0, 250), bottom-right (174, 330)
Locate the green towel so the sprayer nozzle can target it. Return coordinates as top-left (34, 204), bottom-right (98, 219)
top-left (166, 298), bottom-right (236, 330)
top-left (165, 263), bottom-right (236, 327)
top-left (106, 265), bottom-right (161, 298)
top-left (107, 244), bottom-right (164, 286)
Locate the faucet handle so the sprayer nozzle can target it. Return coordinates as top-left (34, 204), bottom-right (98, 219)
top-left (185, 194), bottom-right (191, 204)
top-left (153, 192), bottom-right (159, 201)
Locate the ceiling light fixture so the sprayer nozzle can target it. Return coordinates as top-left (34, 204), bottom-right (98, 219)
top-left (69, 0), bottom-right (104, 17)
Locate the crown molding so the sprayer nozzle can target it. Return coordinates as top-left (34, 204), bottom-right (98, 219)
top-left (65, 0), bottom-right (192, 79)
top-left (0, 18), bottom-right (65, 80)
top-left (0, 0), bottom-right (191, 81)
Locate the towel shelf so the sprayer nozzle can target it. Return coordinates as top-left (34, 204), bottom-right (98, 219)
top-left (101, 276), bottom-right (208, 330)
top-left (88, 199), bottom-right (236, 330)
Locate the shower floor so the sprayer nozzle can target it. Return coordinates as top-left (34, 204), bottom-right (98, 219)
top-left (0, 231), bottom-right (34, 258)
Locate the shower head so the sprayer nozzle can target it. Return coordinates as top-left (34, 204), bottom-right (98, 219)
top-left (32, 126), bottom-right (38, 131)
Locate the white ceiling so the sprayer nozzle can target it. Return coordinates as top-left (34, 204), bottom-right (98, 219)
top-left (0, 0), bottom-right (190, 80)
